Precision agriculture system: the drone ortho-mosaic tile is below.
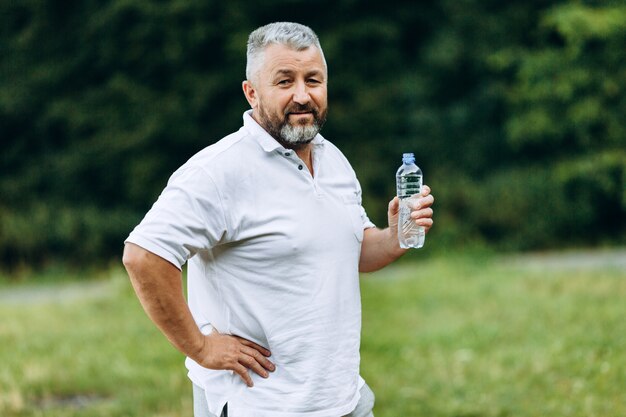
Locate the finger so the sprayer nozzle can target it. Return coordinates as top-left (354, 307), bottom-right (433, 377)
top-left (239, 352), bottom-right (270, 379)
top-left (421, 185), bottom-right (431, 196)
top-left (415, 217), bottom-right (434, 229)
top-left (410, 208), bottom-right (433, 220)
top-left (241, 346), bottom-right (275, 373)
top-left (233, 363), bottom-right (254, 387)
top-left (412, 194), bottom-right (434, 209)
top-left (388, 196), bottom-right (399, 214)
top-left (236, 337), bottom-right (272, 357)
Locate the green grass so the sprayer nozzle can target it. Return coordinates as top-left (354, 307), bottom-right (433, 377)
top-left (361, 253), bottom-right (626, 417)
top-left (1, 252), bottom-right (624, 416)
top-left (0, 271), bottom-right (191, 417)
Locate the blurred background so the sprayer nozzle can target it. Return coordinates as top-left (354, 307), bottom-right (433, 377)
top-left (1, 0), bottom-right (624, 271)
top-left (1, 2), bottom-right (626, 416)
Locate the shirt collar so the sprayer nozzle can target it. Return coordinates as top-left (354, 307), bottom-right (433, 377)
top-left (243, 110), bottom-right (325, 153)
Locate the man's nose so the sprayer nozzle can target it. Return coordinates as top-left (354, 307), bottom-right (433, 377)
top-left (292, 81), bottom-right (310, 104)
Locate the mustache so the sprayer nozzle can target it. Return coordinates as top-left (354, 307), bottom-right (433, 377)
top-left (284, 103), bottom-right (318, 116)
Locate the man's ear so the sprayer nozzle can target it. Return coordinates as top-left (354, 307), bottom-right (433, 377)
top-left (242, 80), bottom-right (257, 108)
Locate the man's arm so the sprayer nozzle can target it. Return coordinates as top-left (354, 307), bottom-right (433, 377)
top-left (122, 242), bottom-right (275, 387)
top-left (359, 185), bottom-right (434, 272)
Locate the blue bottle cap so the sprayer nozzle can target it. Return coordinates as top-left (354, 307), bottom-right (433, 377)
top-left (402, 153), bottom-right (415, 164)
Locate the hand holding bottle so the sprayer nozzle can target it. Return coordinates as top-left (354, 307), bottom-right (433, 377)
top-left (395, 153), bottom-right (434, 248)
top-left (389, 186), bottom-right (434, 249)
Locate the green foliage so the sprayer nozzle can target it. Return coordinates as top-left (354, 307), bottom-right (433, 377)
top-left (503, 4), bottom-right (626, 153)
top-left (0, 0), bottom-right (624, 268)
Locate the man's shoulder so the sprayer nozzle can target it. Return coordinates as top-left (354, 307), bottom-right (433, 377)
top-left (187, 128), bottom-right (253, 167)
top-left (323, 138), bottom-right (347, 157)
top-left (319, 136), bottom-right (356, 171)
top-left (167, 127), bottom-right (257, 184)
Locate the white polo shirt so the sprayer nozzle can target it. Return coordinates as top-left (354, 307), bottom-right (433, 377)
top-left (126, 111), bottom-right (375, 417)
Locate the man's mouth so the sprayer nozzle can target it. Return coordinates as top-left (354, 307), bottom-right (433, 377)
top-left (285, 105), bottom-right (316, 117)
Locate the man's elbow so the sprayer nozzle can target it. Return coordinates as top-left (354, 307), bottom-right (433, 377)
top-left (359, 262), bottom-right (383, 274)
top-left (359, 256), bottom-right (385, 273)
top-left (122, 243), bottom-right (144, 273)
top-left (123, 243), bottom-right (179, 278)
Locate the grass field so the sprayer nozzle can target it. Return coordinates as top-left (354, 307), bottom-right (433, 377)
top-left (1, 250), bottom-right (624, 416)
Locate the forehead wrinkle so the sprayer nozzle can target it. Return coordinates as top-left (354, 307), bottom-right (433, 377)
top-left (271, 68), bottom-right (326, 80)
top-left (274, 69), bottom-right (296, 76)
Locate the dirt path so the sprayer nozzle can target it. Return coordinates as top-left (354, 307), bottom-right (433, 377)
top-left (501, 247), bottom-right (626, 271)
top-left (1, 248), bottom-right (624, 305)
top-left (0, 278), bottom-right (118, 306)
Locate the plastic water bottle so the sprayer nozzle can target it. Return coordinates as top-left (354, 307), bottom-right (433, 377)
top-left (396, 153), bottom-right (424, 249)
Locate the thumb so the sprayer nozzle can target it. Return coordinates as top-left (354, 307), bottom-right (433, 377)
top-left (388, 196), bottom-right (400, 215)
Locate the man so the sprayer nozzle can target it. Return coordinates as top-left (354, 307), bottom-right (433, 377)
top-left (123, 22), bottom-right (434, 417)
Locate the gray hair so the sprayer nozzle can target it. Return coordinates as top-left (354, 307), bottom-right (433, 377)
top-left (245, 22), bottom-right (327, 82)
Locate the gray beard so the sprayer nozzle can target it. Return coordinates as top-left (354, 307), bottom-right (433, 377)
top-left (280, 122), bottom-right (320, 145)
top-left (257, 104), bottom-right (326, 148)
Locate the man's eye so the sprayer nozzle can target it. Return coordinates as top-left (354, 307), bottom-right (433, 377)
top-left (277, 79), bottom-right (291, 85)
top-left (307, 79), bottom-right (321, 84)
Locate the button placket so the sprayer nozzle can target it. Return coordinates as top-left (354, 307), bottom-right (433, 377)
top-left (281, 151), bottom-right (304, 171)
top-left (278, 148), bottom-right (323, 197)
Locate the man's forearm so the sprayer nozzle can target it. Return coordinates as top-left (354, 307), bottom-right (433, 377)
top-left (358, 227), bottom-right (407, 273)
top-left (122, 243), bottom-right (204, 359)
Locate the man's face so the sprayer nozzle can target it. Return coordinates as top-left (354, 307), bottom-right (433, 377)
top-left (243, 44), bottom-right (328, 147)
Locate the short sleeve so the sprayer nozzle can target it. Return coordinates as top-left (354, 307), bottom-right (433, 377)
top-left (125, 166), bottom-right (228, 269)
top-left (354, 176), bottom-right (376, 230)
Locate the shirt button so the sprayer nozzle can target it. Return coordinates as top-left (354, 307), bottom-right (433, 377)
top-left (298, 165), bottom-right (303, 170)
top-left (284, 152), bottom-right (291, 157)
